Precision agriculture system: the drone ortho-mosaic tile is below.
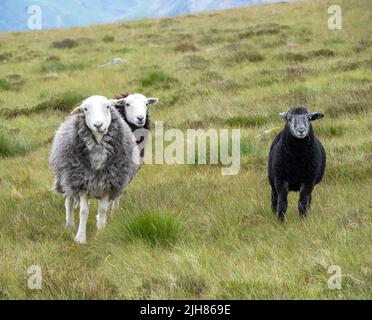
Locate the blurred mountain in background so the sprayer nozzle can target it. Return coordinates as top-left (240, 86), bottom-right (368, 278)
top-left (0, 0), bottom-right (285, 32)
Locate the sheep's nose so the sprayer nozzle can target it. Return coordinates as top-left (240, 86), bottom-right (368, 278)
top-left (137, 116), bottom-right (144, 122)
top-left (297, 128), bottom-right (305, 134)
top-left (94, 122), bottom-right (103, 129)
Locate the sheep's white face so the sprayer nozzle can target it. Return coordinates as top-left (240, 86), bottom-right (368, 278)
top-left (118, 93), bottom-right (158, 127)
top-left (72, 96), bottom-right (113, 142)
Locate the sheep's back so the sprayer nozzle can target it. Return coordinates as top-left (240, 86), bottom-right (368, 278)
top-left (268, 131), bottom-right (326, 190)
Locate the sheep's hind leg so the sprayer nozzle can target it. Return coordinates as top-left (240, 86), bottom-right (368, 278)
top-left (298, 184), bottom-right (313, 217)
top-left (97, 195), bottom-right (109, 230)
top-left (65, 196), bottom-right (75, 229)
top-left (75, 192), bottom-right (89, 244)
top-left (275, 181), bottom-right (288, 222)
top-left (111, 196), bottom-right (121, 211)
top-left (271, 188), bottom-right (278, 214)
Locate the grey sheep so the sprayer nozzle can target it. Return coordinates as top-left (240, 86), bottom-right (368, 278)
top-left (50, 95), bottom-right (140, 244)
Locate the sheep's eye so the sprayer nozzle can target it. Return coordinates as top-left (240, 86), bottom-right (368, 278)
top-left (288, 118), bottom-right (292, 122)
top-left (83, 107), bottom-right (88, 111)
top-left (107, 106), bottom-right (110, 109)
top-left (126, 103), bottom-right (130, 107)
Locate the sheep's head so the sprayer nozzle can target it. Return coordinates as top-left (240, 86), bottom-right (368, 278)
top-left (280, 107), bottom-right (324, 139)
top-left (71, 95), bottom-right (123, 143)
top-left (114, 93), bottom-right (158, 128)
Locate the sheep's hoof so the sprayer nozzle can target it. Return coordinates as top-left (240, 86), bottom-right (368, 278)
top-left (65, 223), bottom-right (75, 230)
top-left (96, 222), bottom-right (106, 230)
top-left (298, 205), bottom-right (308, 217)
top-left (96, 215), bottom-right (107, 230)
top-left (278, 213), bottom-right (285, 222)
top-left (75, 234), bottom-right (87, 244)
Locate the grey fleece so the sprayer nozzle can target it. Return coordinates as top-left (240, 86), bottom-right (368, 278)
top-left (49, 107), bottom-right (140, 200)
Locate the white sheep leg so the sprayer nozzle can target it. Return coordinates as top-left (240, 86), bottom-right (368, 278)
top-left (97, 195), bottom-right (109, 230)
top-left (111, 196), bottom-right (121, 211)
top-left (65, 196), bottom-right (75, 228)
top-left (75, 192), bottom-right (89, 244)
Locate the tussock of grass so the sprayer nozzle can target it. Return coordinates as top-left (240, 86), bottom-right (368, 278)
top-left (45, 55), bottom-right (61, 63)
top-left (308, 48), bottom-right (336, 58)
top-left (0, 130), bottom-right (36, 157)
top-left (240, 140), bottom-right (260, 156)
top-left (326, 100), bottom-right (370, 117)
top-left (226, 115), bottom-right (271, 127)
top-left (316, 124), bottom-right (345, 138)
top-left (139, 68), bottom-right (177, 88)
top-left (224, 45), bottom-right (265, 64)
top-left (0, 91), bottom-right (85, 118)
top-left (109, 211), bottom-right (184, 247)
top-left (0, 52), bottom-right (12, 63)
top-left (238, 23), bottom-right (289, 39)
top-left (39, 62), bottom-right (87, 73)
top-left (277, 52), bottom-right (309, 62)
top-left (50, 39), bottom-right (79, 49)
top-left (0, 78), bottom-right (17, 91)
top-left (181, 55), bottom-right (209, 70)
top-left (174, 41), bottom-right (197, 52)
top-left (102, 35), bottom-right (115, 43)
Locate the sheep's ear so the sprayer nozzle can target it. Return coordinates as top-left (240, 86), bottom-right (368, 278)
top-left (110, 98), bottom-right (127, 108)
top-left (147, 97), bottom-right (159, 105)
top-left (279, 112), bottom-right (288, 120)
top-left (309, 112), bottom-right (324, 121)
top-left (71, 105), bottom-right (83, 115)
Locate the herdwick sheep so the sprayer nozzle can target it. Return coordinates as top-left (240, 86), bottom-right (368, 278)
top-left (110, 92), bottom-right (158, 210)
top-left (268, 107), bottom-right (326, 221)
top-left (50, 95), bottom-right (140, 244)
top-left (112, 92), bottom-right (158, 132)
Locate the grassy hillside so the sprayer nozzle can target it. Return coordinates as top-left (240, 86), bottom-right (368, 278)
top-left (0, 0), bottom-right (371, 299)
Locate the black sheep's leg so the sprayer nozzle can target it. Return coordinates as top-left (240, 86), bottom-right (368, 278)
top-left (275, 181), bottom-right (288, 222)
top-left (271, 187), bottom-right (278, 213)
top-left (298, 183), bottom-right (314, 217)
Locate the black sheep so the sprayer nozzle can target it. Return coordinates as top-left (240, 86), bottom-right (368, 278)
top-left (268, 107), bottom-right (326, 221)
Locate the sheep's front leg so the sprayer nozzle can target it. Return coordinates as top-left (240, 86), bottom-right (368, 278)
top-left (97, 195), bottom-right (109, 230)
top-left (298, 183), bottom-right (314, 217)
top-left (65, 196), bottom-right (75, 228)
top-left (75, 192), bottom-right (89, 244)
top-left (275, 181), bottom-right (288, 222)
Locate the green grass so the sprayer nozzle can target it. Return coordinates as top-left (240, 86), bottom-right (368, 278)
top-left (0, 130), bottom-right (37, 157)
top-left (139, 68), bottom-right (177, 88)
top-left (107, 211), bottom-right (184, 247)
top-left (39, 62), bottom-right (88, 73)
top-left (0, 0), bottom-right (371, 299)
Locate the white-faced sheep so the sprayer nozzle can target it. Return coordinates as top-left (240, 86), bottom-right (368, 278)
top-left (268, 107), bottom-right (326, 221)
top-left (112, 92), bottom-right (158, 134)
top-left (50, 95), bottom-right (140, 244)
top-left (110, 92), bottom-right (158, 210)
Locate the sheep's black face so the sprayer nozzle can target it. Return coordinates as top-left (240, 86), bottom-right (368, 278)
top-left (280, 107), bottom-right (324, 139)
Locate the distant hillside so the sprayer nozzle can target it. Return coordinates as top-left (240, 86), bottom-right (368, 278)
top-left (0, 0), bottom-right (285, 32)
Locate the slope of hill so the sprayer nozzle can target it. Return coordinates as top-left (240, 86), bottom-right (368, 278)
top-left (0, 0), bottom-right (284, 31)
top-left (0, 0), bottom-right (371, 299)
